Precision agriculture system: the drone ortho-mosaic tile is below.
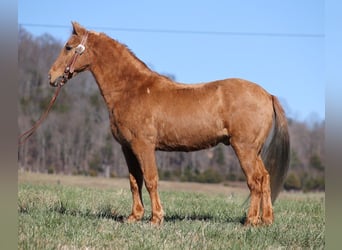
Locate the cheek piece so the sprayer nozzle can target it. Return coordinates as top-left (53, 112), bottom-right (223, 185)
top-left (62, 32), bottom-right (89, 86)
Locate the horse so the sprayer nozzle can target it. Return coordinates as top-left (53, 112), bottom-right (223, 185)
top-left (48, 22), bottom-right (290, 226)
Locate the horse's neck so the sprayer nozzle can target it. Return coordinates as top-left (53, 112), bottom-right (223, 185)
top-left (89, 34), bottom-right (154, 107)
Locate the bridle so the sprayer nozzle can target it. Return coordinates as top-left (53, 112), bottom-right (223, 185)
top-left (61, 32), bottom-right (89, 85)
top-left (18, 32), bottom-right (89, 145)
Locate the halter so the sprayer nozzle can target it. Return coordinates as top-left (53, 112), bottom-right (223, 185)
top-left (62, 32), bottom-right (89, 85)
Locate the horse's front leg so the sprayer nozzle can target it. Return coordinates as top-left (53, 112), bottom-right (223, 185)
top-left (122, 146), bottom-right (145, 222)
top-left (131, 141), bottom-right (164, 225)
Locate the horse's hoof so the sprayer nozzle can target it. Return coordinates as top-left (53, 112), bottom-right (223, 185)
top-left (150, 216), bottom-right (164, 226)
top-left (126, 214), bottom-right (143, 223)
top-left (244, 216), bottom-right (261, 226)
top-left (261, 216), bottom-right (273, 225)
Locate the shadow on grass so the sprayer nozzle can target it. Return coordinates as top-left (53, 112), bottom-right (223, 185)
top-left (164, 213), bottom-right (246, 224)
top-left (18, 201), bottom-right (126, 222)
top-left (19, 201), bottom-right (246, 224)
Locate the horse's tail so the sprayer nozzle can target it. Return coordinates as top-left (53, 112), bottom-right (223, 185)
top-left (262, 95), bottom-right (290, 203)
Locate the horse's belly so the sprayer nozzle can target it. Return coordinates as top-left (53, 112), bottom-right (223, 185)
top-left (156, 126), bottom-right (230, 152)
top-left (154, 97), bottom-right (229, 151)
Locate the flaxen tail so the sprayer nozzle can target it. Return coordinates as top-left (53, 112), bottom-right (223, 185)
top-left (262, 96), bottom-right (290, 203)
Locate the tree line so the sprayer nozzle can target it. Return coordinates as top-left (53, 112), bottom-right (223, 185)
top-left (18, 27), bottom-right (325, 191)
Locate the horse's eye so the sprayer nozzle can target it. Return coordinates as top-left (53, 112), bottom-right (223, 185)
top-left (65, 44), bottom-right (73, 51)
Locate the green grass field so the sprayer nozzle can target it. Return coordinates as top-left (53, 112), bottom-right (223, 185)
top-left (18, 172), bottom-right (325, 249)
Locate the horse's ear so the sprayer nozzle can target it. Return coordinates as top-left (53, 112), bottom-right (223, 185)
top-left (71, 21), bottom-right (86, 36)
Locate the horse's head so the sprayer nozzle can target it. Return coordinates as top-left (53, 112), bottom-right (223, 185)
top-left (49, 22), bottom-right (91, 87)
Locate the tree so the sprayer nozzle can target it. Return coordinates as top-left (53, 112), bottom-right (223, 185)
top-left (213, 144), bottom-right (225, 166)
top-left (309, 153), bottom-right (324, 172)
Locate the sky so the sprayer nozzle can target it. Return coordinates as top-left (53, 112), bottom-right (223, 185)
top-left (18, 1), bottom-right (325, 122)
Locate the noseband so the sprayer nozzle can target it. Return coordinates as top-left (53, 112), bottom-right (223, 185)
top-left (62, 32), bottom-right (89, 85)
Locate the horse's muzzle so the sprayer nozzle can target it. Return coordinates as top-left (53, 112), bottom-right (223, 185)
top-left (49, 74), bottom-right (68, 87)
top-left (50, 76), bottom-right (68, 87)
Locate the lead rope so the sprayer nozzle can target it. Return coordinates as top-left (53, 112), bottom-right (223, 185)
top-left (19, 33), bottom-right (88, 146)
top-left (18, 85), bottom-right (62, 146)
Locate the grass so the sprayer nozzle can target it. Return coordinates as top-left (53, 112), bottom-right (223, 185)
top-left (18, 172), bottom-right (325, 249)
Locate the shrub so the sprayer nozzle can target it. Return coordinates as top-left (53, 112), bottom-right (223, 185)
top-left (302, 176), bottom-right (325, 192)
top-left (226, 172), bottom-right (237, 182)
top-left (197, 169), bottom-right (223, 183)
top-left (284, 172), bottom-right (302, 190)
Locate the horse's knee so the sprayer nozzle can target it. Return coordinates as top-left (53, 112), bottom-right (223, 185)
top-left (144, 177), bottom-right (157, 191)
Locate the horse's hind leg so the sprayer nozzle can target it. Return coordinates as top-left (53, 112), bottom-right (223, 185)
top-left (122, 146), bottom-right (145, 222)
top-left (232, 141), bottom-right (273, 225)
top-left (258, 157), bottom-right (273, 225)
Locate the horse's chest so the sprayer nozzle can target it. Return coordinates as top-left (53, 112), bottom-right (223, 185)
top-left (109, 109), bottom-right (128, 144)
top-left (109, 108), bottom-right (155, 145)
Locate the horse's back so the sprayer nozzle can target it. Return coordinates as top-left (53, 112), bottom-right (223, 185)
top-left (170, 77), bottom-right (273, 120)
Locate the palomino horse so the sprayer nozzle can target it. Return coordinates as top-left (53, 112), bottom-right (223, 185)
top-left (49, 22), bottom-right (290, 226)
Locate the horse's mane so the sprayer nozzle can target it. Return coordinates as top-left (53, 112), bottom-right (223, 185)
top-left (97, 32), bottom-right (149, 70)
top-left (96, 32), bottom-right (173, 82)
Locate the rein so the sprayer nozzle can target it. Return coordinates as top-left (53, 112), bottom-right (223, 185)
top-left (18, 32), bottom-right (89, 146)
top-left (18, 85), bottom-right (62, 145)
